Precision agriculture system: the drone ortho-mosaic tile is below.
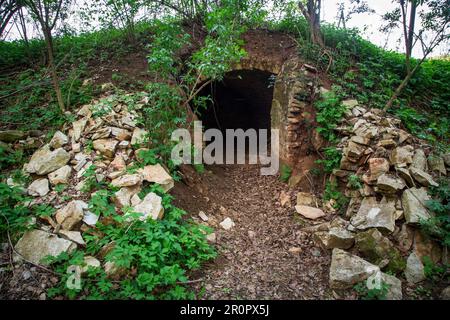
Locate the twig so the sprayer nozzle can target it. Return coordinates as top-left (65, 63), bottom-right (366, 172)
top-left (177, 278), bottom-right (204, 285)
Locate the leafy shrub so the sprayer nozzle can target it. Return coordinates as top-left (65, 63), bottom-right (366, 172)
top-left (315, 147), bottom-right (342, 174)
top-left (0, 147), bottom-right (24, 171)
top-left (423, 256), bottom-right (449, 283)
top-left (46, 186), bottom-right (216, 300)
top-left (0, 183), bottom-right (32, 235)
top-left (323, 181), bottom-right (348, 211)
top-left (420, 179), bottom-right (450, 247)
top-left (348, 174), bottom-right (363, 190)
top-left (279, 164), bottom-right (292, 183)
top-left (314, 90), bottom-right (347, 143)
top-left (354, 280), bottom-right (390, 300)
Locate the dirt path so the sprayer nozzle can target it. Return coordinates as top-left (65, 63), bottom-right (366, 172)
top-left (173, 164), bottom-right (332, 300)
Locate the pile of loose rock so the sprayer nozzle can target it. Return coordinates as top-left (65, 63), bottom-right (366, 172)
top-left (302, 99), bottom-right (449, 299)
top-left (3, 90), bottom-right (449, 299)
top-left (8, 90), bottom-right (175, 277)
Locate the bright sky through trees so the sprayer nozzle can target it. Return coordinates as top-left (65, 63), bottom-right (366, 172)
top-left (3, 0), bottom-right (449, 58)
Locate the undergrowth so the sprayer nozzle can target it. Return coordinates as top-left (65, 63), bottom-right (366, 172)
top-left (421, 179), bottom-right (450, 248)
top-left (275, 16), bottom-right (450, 148)
top-left (45, 185), bottom-right (216, 300)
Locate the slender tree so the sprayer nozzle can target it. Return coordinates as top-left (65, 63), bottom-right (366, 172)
top-left (382, 0), bottom-right (449, 110)
top-left (298, 0), bottom-right (324, 47)
top-left (23, 0), bottom-right (70, 112)
top-left (1, 0), bottom-right (23, 38)
top-left (336, 0), bottom-right (374, 29)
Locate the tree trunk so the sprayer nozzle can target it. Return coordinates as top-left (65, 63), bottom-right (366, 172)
top-left (405, 1), bottom-right (417, 73)
top-left (384, 62), bottom-right (420, 111)
top-left (299, 1), bottom-right (324, 48)
top-left (43, 27), bottom-right (65, 112)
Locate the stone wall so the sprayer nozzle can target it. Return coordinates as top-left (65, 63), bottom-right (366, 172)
top-left (230, 56), bottom-right (319, 166)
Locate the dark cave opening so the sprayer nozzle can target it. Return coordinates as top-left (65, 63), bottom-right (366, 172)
top-left (197, 69), bottom-right (275, 134)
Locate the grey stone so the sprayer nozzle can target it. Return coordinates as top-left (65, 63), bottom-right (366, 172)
top-left (130, 192), bottom-right (164, 221)
top-left (402, 187), bottom-right (432, 224)
top-left (366, 271), bottom-right (402, 300)
top-left (315, 227), bottom-right (354, 250)
top-left (390, 146), bottom-right (413, 167)
top-left (26, 145), bottom-right (70, 175)
top-left (91, 127), bottom-right (111, 140)
top-left (344, 141), bottom-right (366, 160)
top-left (111, 174), bottom-right (142, 188)
top-left (14, 230), bottom-right (76, 265)
top-left (410, 167), bottom-right (439, 187)
top-left (55, 200), bottom-right (84, 230)
top-left (395, 224), bottom-right (414, 252)
top-left (131, 128), bottom-right (148, 145)
top-left (113, 185), bottom-right (141, 208)
top-left (428, 156), bottom-right (446, 175)
top-left (355, 228), bottom-right (406, 273)
top-left (411, 149), bottom-right (428, 171)
top-left (396, 167), bottom-right (415, 187)
top-left (81, 256), bottom-right (101, 274)
top-left (93, 139), bottom-right (118, 158)
top-left (49, 131), bottom-right (68, 149)
top-left (77, 105), bottom-right (92, 118)
top-left (368, 158), bottom-right (390, 182)
top-left (329, 248), bottom-right (380, 289)
top-left (440, 286), bottom-right (450, 300)
top-left (0, 130), bottom-right (26, 142)
top-left (377, 173), bottom-right (406, 194)
top-left (220, 217), bottom-right (235, 230)
top-left (83, 211), bottom-right (99, 226)
top-left (48, 165), bottom-right (72, 185)
top-left (72, 118), bottom-right (88, 142)
top-left (111, 127), bottom-right (131, 141)
top-left (350, 197), bottom-right (396, 233)
top-left (405, 252), bottom-right (425, 284)
top-left (58, 230), bottom-right (85, 246)
top-left (342, 99), bottom-right (359, 109)
top-left (295, 205), bottom-right (326, 220)
top-left (27, 178), bottom-right (50, 197)
top-left (443, 154), bottom-right (450, 167)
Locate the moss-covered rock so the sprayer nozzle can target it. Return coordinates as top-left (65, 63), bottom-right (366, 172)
top-left (355, 228), bottom-right (406, 274)
top-left (0, 130), bottom-right (26, 142)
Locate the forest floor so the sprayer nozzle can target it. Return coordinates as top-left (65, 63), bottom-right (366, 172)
top-left (172, 164), bottom-right (333, 300)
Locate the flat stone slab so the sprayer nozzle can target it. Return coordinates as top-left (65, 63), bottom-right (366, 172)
top-left (14, 230), bottom-right (76, 265)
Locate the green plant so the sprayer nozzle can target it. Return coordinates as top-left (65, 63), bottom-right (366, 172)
top-left (81, 165), bottom-right (104, 193)
top-left (0, 183), bottom-right (32, 235)
top-left (323, 181), bottom-right (348, 211)
top-left (194, 164), bottom-right (206, 174)
top-left (46, 186), bottom-right (216, 300)
top-left (314, 90), bottom-right (347, 143)
top-left (315, 147), bottom-right (342, 174)
top-left (85, 140), bottom-right (94, 153)
top-left (54, 184), bottom-right (67, 193)
top-left (348, 174), bottom-right (363, 190)
top-left (420, 178), bottom-right (450, 247)
top-left (34, 204), bottom-right (55, 218)
top-left (0, 147), bottom-right (25, 171)
top-left (423, 256), bottom-right (449, 283)
top-left (279, 164), bottom-right (292, 183)
top-left (413, 285), bottom-right (433, 299)
top-left (354, 280), bottom-right (390, 300)
top-left (111, 73), bottom-right (122, 82)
